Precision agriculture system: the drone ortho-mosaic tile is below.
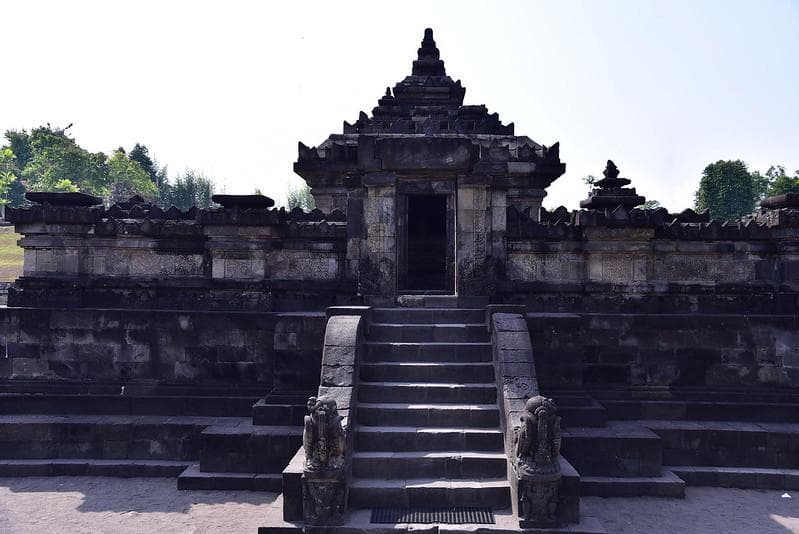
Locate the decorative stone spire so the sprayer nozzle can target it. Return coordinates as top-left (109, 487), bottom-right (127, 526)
top-left (412, 28), bottom-right (446, 76)
top-left (580, 160), bottom-right (645, 210)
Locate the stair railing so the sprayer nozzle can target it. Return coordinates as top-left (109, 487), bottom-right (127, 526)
top-left (281, 306), bottom-right (370, 525)
top-left (488, 305), bottom-right (569, 528)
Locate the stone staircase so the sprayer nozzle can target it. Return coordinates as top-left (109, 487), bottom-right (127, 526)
top-left (544, 386), bottom-right (799, 496)
top-left (349, 307), bottom-right (511, 509)
top-left (593, 386), bottom-right (799, 491)
top-left (0, 383), bottom-right (264, 479)
top-left (176, 388), bottom-right (309, 491)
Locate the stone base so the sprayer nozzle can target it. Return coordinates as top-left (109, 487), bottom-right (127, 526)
top-left (302, 471), bottom-right (347, 525)
top-left (517, 467), bottom-right (562, 529)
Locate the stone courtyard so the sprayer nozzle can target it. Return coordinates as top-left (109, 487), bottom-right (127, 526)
top-left (0, 28), bottom-right (797, 533)
top-left (0, 477), bottom-right (797, 533)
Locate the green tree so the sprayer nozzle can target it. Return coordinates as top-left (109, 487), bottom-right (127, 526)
top-left (4, 130), bottom-right (34, 206)
top-left (128, 143), bottom-right (158, 183)
top-left (763, 165), bottom-right (799, 196)
top-left (694, 160), bottom-right (758, 220)
top-left (154, 165), bottom-right (170, 206)
top-left (52, 179), bottom-right (79, 192)
top-left (4, 130), bottom-right (32, 169)
top-left (286, 183), bottom-right (316, 211)
top-left (162, 170), bottom-right (215, 210)
top-left (20, 124), bottom-right (110, 197)
top-left (106, 148), bottom-right (158, 204)
top-left (0, 147), bottom-right (18, 205)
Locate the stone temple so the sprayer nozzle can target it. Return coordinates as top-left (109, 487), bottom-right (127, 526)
top-left (1, 29), bottom-right (798, 533)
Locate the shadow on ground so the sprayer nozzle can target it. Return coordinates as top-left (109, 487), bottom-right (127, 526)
top-left (0, 476), bottom-right (278, 514)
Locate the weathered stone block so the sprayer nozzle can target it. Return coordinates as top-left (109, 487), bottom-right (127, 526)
top-left (11, 357), bottom-right (49, 378)
top-left (320, 365), bottom-right (354, 387)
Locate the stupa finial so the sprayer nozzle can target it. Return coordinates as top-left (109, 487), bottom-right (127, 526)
top-left (603, 160), bottom-right (620, 180)
top-left (412, 28), bottom-right (446, 76)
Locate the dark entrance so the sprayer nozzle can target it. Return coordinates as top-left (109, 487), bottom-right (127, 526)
top-left (406, 195), bottom-right (448, 290)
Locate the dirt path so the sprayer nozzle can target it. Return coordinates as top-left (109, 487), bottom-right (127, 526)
top-left (0, 477), bottom-right (797, 533)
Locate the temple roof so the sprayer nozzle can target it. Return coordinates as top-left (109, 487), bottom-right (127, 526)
top-left (342, 28), bottom-right (514, 136)
top-left (295, 28), bottom-right (566, 190)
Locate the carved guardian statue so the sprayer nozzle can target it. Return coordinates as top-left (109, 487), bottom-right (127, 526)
top-left (514, 395), bottom-right (562, 527)
top-left (302, 395), bottom-right (347, 525)
top-left (303, 396), bottom-right (346, 472)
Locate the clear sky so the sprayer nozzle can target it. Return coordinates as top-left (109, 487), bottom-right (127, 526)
top-left (2, 0), bottom-right (797, 211)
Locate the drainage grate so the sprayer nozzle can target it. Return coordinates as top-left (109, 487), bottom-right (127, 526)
top-left (370, 507), bottom-right (495, 524)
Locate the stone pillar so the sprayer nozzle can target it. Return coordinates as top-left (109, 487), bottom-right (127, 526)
top-left (204, 224), bottom-right (278, 281)
top-left (345, 189), bottom-right (366, 280)
top-left (311, 186), bottom-right (348, 214)
top-left (456, 181), bottom-right (494, 296)
top-left (584, 227), bottom-right (654, 285)
top-left (361, 173), bottom-right (397, 298)
top-left (506, 188), bottom-right (547, 221)
top-left (17, 224), bottom-right (91, 277)
top-left (490, 188), bottom-right (508, 261)
top-left (302, 470), bottom-right (347, 525)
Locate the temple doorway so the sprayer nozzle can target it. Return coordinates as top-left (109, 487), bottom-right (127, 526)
top-left (405, 195), bottom-right (448, 290)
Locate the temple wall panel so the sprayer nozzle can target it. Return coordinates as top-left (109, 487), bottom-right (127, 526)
top-left (529, 313), bottom-right (799, 389)
top-left (0, 307), bottom-right (325, 389)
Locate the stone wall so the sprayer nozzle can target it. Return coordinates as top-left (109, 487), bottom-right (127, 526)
top-left (528, 313), bottom-right (799, 388)
top-left (502, 205), bottom-right (799, 314)
top-left (7, 200), bottom-right (353, 311)
top-left (0, 307), bottom-right (325, 389)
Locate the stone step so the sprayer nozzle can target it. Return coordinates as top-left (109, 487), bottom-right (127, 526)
top-left (368, 323), bottom-right (488, 343)
top-left (668, 465), bottom-right (799, 490)
top-left (0, 380), bottom-right (266, 398)
top-left (561, 421), bottom-right (663, 477)
top-left (360, 362), bottom-right (495, 383)
top-left (0, 393), bottom-right (257, 417)
top-left (395, 295), bottom-right (464, 309)
top-left (359, 382), bottom-right (497, 404)
top-left (371, 308), bottom-right (485, 325)
top-left (579, 470), bottom-right (685, 497)
top-left (587, 386), bottom-right (799, 404)
top-left (177, 464), bottom-right (282, 491)
top-left (348, 477), bottom-right (511, 508)
top-left (644, 420), bottom-right (799, 469)
top-left (601, 399), bottom-right (799, 423)
top-left (357, 402), bottom-right (500, 428)
top-left (251, 400), bottom-right (306, 426)
top-left (363, 342), bottom-right (492, 363)
top-left (356, 426), bottom-right (503, 452)
top-left (0, 414), bottom-right (234, 461)
top-left (0, 458), bottom-right (190, 477)
top-left (557, 402), bottom-right (607, 428)
top-left (352, 451), bottom-right (507, 479)
top-left (199, 423), bottom-right (303, 474)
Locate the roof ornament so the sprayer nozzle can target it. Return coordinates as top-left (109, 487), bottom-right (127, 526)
top-left (579, 160), bottom-right (645, 210)
top-left (603, 160), bottom-right (620, 180)
top-left (412, 28), bottom-right (446, 76)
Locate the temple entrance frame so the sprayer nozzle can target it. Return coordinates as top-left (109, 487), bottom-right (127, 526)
top-left (398, 193), bottom-right (455, 292)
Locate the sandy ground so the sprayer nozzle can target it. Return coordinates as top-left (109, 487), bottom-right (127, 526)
top-left (0, 477), bottom-right (797, 534)
top-left (0, 477), bottom-right (281, 534)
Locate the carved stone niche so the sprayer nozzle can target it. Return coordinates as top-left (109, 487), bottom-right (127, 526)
top-left (514, 395), bottom-right (562, 528)
top-left (302, 395), bottom-right (347, 525)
